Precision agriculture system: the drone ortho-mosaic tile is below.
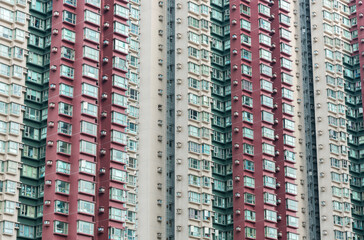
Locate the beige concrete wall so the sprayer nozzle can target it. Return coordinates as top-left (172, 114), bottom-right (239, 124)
top-left (0, 0), bottom-right (28, 238)
top-left (137, 0), bottom-right (168, 239)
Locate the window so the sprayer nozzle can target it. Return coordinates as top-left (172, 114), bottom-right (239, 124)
top-left (77, 221), bottom-right (94, 235)
top-left (284, 134), bottom-right (295, 146)
top-left (55, 180), bottom-right (70, 194)
top-left (82, 64), bottom-right (99, 79)
top-left (60, 65), bottom-right (74, 79)
top-left (112, 93), bottom-right (127, 107)
top-left (109, 228), bottom-right (124, 240)
top-left (114, 4), bottom-right (129, 18)
top-left (261, 95), bottom-right (273, 108)
top-left (78, 200), bottom-right (94, 214)
top-left (110, 187), bottom-right (127, 202)
top-left (2, 201), bottom-right (15, 215)
top-left (110, 207), bottom-right (126, 221)
top-left (241, 34), bottom-right (251, 45)
top-left (111, 168), bottom-right (127, 182)
top-left (259, 19), bottom-right (271, 31)
top-left (242, 64), bottom-right (252, 76)
top-left (244, 193), bottom-right (255, 204)
top-left (62, 28), bottom-right (75, 42)
top-left (111, 130), bottom-right (127, 145)
top-left (240, 4), bottom-right (250, 15)
top-left (245, 227), bottom-right (256, 239)
top-left (84, 10), bottom-right (100, 25)
top-left (81, 83), bottom-right (98, 98)
top-left (111, 149), bottom-right (128, 164)
top-left (286, 199), bottom-right (298, 211)
top-left (78, 180), bottom-right (95, 195)
top-left (264, 192), bottom-right (276, 205)
top-left (84, 28), bottom-right (100, 42)
top-left (280, 28), bottom-right (291, 39)
top-left (260, 48), bottom-right (272, 61)
top-left (80, 140), bottom-right (96, 155)
top-left (243, 127), bottom-right (254, 139)
top-left (242, 49), bottom-right (252, 61)
top-left (12, 47), bottom-right (23, 60)
top-left (81, 102), bottom-right (97, 116)
top-left (63, 11), bottom-right (76, 24)
top-left (287, 215), bottom-right (299, 227)
top-left (0, 8), bottom-right (14, 22)
top-left (245, 210), bottom-right (256, 221)
top-left (285, 182), bottom-right (297, 195)
top-left (114, 39), bottom-right (128, 53)
top-left (262, 111), bottom-right (274, 123)
top-left (59, 84), bottom-right (73, 98)
top-left (287, 232), bottom-right (299, 240)
top-left (281, 58), bottom-right (292, 70)
top-left (260, 64), bottom-right (272, 76)
top-left (55, 200), bottom-right (69, 214)
top-left (264, 209), bottom-right (277, 222)
top-left (263, 175), bottom-right (276, 188)
top-left (265, 227), bottom-right (277, 239)
top-left (243, 143), bottom-right (254, 155)
top-left (259, 33), bottom-right (271, 46)
top-left (241, 19), bottom-right (251, 31)
top-left (283, 103), bottom-right (294, 115)
top-left (279, 14), bottom-right (291, 26)
top-left (79, 159), bottom-right (96, 175)
top-left (285, 167), bottom-right (297, 179)
top-left (244, 176), bottom-right (255, 188)
top-left (259, 4), bottom-right (270, 16)
top-left (262, 127), bottom-right (274, 139)
top-left (59, 102), bottom-right (73, 116)
top-left (114, 21), bottom-right (129, 35)
top-left (54, 221), bottom-right (68, 235)
top-left (83, 46), bottom-right (99, 61)
top-left (284, 150), bottom-right (295, 162)
top-left (57, 141), bottom-right (71, 154)
top-left (56, 160), bottom-right (70, 174)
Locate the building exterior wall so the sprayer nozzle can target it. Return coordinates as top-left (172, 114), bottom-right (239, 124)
top-left (173, 0), bottom-right (214, 239)
top-left (210, 1), bottom-right (234, 239)
top-left (0, 0), bottom-right (30, 238)
top-left (3, 0), bottom-right (364, 239)
top-left (137, 0), bottom-right (167, 239)
top-left (230, 0), bottom-right (299, 239)
top-left (309, 0), bottom-right (354, 239)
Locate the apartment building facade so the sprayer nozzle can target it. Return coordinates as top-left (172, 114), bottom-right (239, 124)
top-left (0, 0), bottom-right (29, 238)
top-left (230, 0), bottom-right (301, 239)
top-left (3, 0), bottom-right (364, 239)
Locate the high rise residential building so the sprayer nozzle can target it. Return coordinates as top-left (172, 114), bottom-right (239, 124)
top-left (230, 0), bottom-right (302, 239)
top-left (3, 0), bottom-right (364, 239)
top-left (0, 0), bottom-right (29, 238)
top-left (18, 0), bottom-right (52, 238)
top-left (301, 0), bottom-right (363, 239)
